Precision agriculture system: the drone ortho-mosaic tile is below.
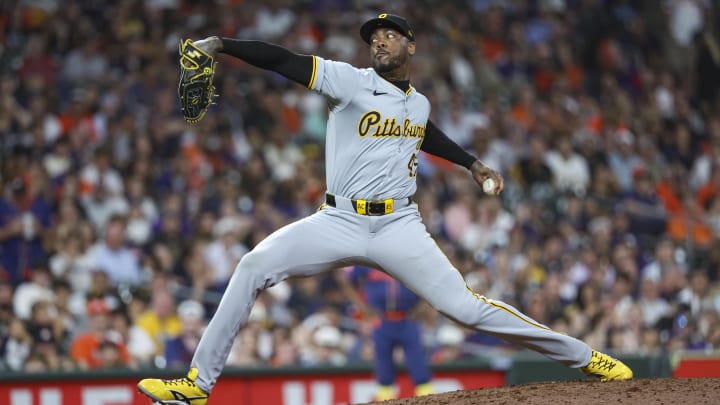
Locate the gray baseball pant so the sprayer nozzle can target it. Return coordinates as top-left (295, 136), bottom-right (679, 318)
top-left (191, 203), bottom-right (591, 392)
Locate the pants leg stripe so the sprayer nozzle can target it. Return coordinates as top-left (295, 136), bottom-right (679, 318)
top-left (465, 286), bottom-right (550, 331)
top-left (430, 236), bottom-right (550, 332)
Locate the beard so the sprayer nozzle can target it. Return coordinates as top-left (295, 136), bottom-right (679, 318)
top-left (372, 51), bottom-right (407, 73)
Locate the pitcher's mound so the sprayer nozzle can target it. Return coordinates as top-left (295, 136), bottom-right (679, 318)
top-left (368, 378), bottom-right (719, 405)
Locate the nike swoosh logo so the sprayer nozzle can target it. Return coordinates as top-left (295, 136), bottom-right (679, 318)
top-left (170, 390), bottom-right (208, 402)
top-left (373, 90), bottom-right (387, 96)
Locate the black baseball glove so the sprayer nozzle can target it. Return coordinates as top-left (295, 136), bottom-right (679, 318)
top-left (178, 39), bottom-right (218, 123)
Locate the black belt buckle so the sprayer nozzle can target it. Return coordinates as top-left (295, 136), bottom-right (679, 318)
top-left (367, 201), bottom-right (387, 216)
top-left (351, 198), bottom-right (391, 215)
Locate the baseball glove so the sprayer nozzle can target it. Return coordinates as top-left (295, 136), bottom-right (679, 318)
top-left (178, 39), bottom-right (218, 123)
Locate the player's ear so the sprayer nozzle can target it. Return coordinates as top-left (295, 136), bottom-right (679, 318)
top-left (407, 41), bottom-right (416, 56)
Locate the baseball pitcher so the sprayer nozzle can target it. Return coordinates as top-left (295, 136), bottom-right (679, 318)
top-left (138, 13), bottom-right (632, 405)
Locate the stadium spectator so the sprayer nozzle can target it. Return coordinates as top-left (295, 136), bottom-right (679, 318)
top-left (510, 136), bottom-right (553, 190)
top-left (12, 263), bottom-right (53, 321)
top-left (87, 214), bottom-right (143, 287)
top-left (110, 309), bottom-right (155, 366)
top-left (226, 304), bottom-right (269, 367)
top-left (619, 167), bottom-right (667, 248)
top-left (1, 317), bottom-right (32, 371)
top-left (459, 196), bottom-right (515, 255)
top-left (49, 231), bottom-right (94, 297)
top-left (638, 278), bottom-right (670, 327)
top-left (545, 133), bottom-right (591, 195)
top-left (70, 298), bottom-right (135, 370)
top-left (269, 327), bottom-right (300, 367)
top-left (608, 129), bottom-right (642, 192)
top-left (0, 176), bottom-right (51, 286)
top-left (431, 324), bottom-right (468, 364)
top-left (164, 300), bottom-right (206, 369)
top-left (302, 325), bottom-right (347, 367)
top-left (203, 216), bottom-right (250, 288)
top-left (135, 286), bottom-right (182, 356)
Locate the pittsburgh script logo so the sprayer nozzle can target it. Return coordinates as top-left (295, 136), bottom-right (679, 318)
top-left (357, 111), bottom-right (426, 139)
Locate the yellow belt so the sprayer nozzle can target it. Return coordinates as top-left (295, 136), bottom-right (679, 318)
top-left (325, 193), bottom-right (412, 216)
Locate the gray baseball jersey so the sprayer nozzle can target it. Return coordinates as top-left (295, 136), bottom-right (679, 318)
top-left (309, 56), bottom-right (428, 200)
top-left (190, 56), bottom-right (592, 392)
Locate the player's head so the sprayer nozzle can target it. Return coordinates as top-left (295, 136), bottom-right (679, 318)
top-left (360, 13), bottom-right (416, 74)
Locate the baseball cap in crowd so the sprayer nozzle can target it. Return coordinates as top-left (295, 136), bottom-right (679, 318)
top-left (360, 13), bottom-right (415, 44)
top-left (177, 299), bottom-right (205, 321)
top-left (436, 324), bottom-right (464, 347)
top-left (313, 325), bottom-right (342, 348)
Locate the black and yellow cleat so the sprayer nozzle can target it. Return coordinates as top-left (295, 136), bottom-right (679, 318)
top-left (138, 368), bottom-right (209, 404)
top-left (580, 350), bottom-right (633, 382)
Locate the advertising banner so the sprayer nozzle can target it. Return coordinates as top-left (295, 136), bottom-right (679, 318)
top-left (1, 369), bottom-right (505, 405)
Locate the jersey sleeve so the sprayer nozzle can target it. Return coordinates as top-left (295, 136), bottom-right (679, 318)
top-left (308, 56), bottom-right (360, 107)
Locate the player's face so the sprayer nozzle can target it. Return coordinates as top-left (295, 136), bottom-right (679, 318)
top-left (369, 28), bottom-right (415, 73)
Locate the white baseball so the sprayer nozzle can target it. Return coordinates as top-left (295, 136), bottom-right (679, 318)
top-left (482, 178), bottom-right (496, 194)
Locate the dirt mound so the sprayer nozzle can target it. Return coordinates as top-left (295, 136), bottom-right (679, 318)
top-left (369, 378), bottom-right (719, 405)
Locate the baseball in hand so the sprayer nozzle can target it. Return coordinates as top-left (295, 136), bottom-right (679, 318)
top-left (482, 178), bottom-right (496, 194)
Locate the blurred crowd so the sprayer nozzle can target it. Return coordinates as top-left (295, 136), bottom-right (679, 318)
top-left (2, 0), bottom-right (720, 374)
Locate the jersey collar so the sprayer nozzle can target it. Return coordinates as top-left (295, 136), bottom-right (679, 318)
top-left (372, 69), bottom-right (414, 96)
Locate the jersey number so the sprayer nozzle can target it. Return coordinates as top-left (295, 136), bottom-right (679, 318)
top-left (407, 153), bottom-right (418, 177)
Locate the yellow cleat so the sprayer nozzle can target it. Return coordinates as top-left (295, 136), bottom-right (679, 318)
top-left (414, 382), bottom-right (434, 397)
top-left (137, 368), bottom-right (209, 404)
top-left (580, 350), bottom-right (633, 381)
top-left (374, 385), bottom-right (398, 401)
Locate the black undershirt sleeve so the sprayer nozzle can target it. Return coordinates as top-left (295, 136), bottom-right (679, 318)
top-left (420, 120), bottom-right (477, 169)
top-left (220, 38), bottom-right (314, 87)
